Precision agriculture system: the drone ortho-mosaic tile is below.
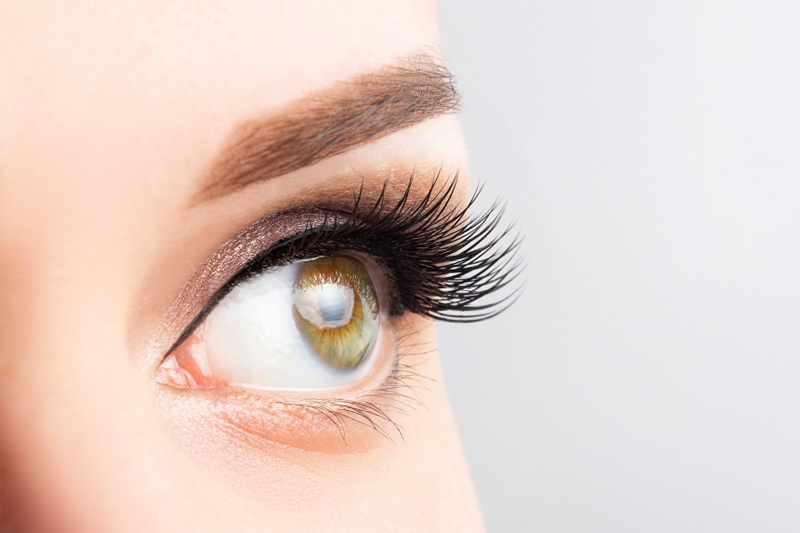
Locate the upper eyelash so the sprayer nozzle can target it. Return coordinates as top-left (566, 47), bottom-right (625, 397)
top-left (169, 170), bottom-right (522, 354)
top-left (273, 171), bottom-right (524, 322)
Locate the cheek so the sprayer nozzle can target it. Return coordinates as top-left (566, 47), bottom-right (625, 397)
top-left (150, 317), bottom-right (480, 531)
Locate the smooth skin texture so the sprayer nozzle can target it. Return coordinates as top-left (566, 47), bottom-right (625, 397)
top-left (0, 1), bottom-right (483, 531)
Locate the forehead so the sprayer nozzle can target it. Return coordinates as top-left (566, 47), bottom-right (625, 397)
top-left (0, 0), bottom-right (439, 189)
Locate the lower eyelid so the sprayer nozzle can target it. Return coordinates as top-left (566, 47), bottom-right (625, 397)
top-left (165, 367), bottom-right (402, 455)
top-left (208, 392), bottom-right (390, 455)
top-left (157, 314), bottom-right (432, 453)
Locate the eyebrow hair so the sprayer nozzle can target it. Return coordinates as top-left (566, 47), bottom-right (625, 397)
top-left (196, 54), bottom-right (461, 202)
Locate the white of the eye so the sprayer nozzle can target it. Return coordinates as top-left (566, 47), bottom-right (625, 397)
top-left (293, 283), bottom-right (355, 328)
top-left (199, 261), bottom-right (377, 390)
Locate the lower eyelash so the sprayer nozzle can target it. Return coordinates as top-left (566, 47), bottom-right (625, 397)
top-left (200, 318), bottom-right (434, 446)
top-left (275, 321), bottom-right (435, 442)
top-left (275, 366), bottom-right (426, 442)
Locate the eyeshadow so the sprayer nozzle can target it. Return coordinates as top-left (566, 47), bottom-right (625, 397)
top-left (156, 208), bottom-right (335, 355)
top-left (150, 176), bottom-right (447, 357)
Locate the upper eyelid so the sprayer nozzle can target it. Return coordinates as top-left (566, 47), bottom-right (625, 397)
top-left (166, 200), bottom-right (399, 357)
top-left (158, 177), bottom-right (439, 358)
top-left (162, 175), bottom-right (522, 360)
top-left (165, 214), bottom-right (371, 356)
top-left (161, 207), bottom-right (347, 357)
top-left (143, 174), bottom-right (424, 364)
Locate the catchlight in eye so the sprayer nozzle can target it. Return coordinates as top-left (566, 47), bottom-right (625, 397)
top-left (156, 255), bottom-right (385, 391)
top-left (293, 256), bottom-right (379, 370)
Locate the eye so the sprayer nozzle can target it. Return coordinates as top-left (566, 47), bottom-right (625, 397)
top-left (154, 176), bottom-right (523, 418)
top-left (156, 255), bottom-right (386, 391)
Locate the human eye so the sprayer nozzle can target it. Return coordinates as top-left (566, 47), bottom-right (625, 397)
top-left (154, 176), bottom-right (521, 437)
top-left (156, 253), bottom-right (386, 391)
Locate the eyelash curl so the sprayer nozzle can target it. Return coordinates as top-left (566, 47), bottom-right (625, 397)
top-left (176, 171), bottom-right (523, 440)
top-left (229, 171), bottom-right (522, 319)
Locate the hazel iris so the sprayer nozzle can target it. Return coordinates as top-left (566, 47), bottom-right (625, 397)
top-left (292, 256), bottom-right (379, 369)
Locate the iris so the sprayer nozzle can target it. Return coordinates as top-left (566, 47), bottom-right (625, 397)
top-left (293, 256), bottom-right (379, 369)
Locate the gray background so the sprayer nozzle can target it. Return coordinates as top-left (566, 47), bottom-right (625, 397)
top-left (435, 2), bottom-right (800, 531)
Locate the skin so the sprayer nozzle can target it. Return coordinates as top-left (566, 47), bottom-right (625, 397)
top-left (0, 1), bottom-right (483, 531)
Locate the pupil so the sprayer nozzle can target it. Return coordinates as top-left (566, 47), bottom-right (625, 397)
top-left (317, 284), bottom-right (351, 324)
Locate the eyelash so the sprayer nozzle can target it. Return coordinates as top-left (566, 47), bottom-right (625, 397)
top-left (274, 322), bottom-right (435, 441)
top-left (275, 173), bottom-right (523, 322)
top-left (172, 172), bottom-right (522, 439)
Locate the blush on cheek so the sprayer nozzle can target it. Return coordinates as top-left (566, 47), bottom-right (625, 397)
top-left (155, 330), bottom-right (227, 388)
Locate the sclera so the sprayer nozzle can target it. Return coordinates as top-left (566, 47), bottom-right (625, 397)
top-left (156, 256), bottom-right (390, 392)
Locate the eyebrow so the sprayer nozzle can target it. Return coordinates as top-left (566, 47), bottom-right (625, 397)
top-left (196, 54), bottom-right (461, 202)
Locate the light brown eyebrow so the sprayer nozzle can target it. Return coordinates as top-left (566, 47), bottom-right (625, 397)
top-left (195, 54), bottom-right (460, 202)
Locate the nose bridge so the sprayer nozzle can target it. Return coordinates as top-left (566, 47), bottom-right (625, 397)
top-left (0, 187), bottom-right (196, 533)
top-left (0, 280), bottom-right (201, 531)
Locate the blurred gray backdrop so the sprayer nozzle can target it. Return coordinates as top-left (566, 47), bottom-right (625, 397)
top-left (435, 2), bottom-right (800, 531)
